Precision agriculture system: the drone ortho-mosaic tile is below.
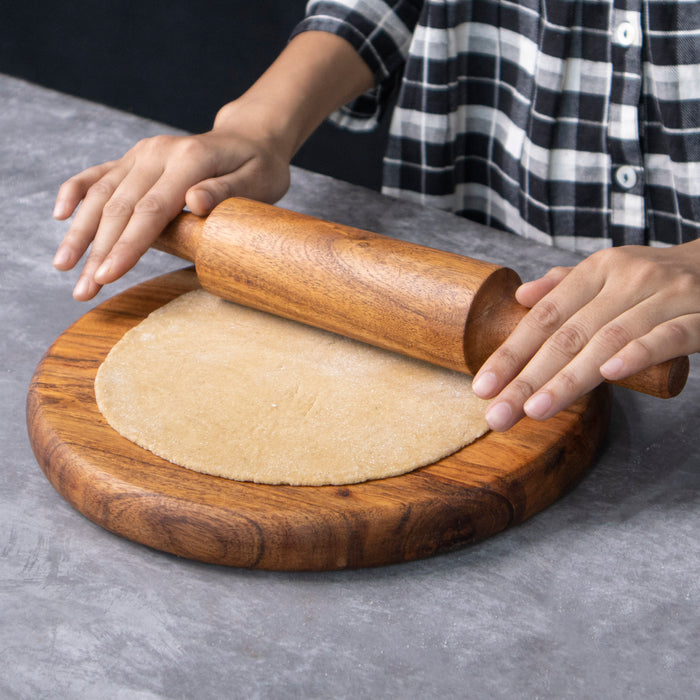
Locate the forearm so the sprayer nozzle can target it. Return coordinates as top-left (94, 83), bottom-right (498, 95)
top-left (213, 31), bottom-right (375, 161)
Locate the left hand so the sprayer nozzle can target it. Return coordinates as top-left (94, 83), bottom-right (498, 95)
top-left (472, 239), bottom-right (700, 431)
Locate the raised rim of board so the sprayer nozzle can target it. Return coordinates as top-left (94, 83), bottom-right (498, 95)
top-left (27, 268), bottom-right (610, 570)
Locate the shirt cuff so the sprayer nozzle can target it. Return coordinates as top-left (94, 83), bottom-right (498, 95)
top-left (290, 1), bottom-right (422, 131)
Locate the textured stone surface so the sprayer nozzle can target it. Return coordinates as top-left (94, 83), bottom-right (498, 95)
top-left (2, 74), bottom-right (698, 699)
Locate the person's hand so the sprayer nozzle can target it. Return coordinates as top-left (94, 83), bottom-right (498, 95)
top-left (52, 32), bottom-right (376, 303)
top-left (472, 240), bottom-right (700, 431)
top-left (52, 104), bottom-right (292, 301)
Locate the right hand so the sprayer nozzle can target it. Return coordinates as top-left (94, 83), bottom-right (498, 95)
top-left (52, 105), bottom-right (292, 301)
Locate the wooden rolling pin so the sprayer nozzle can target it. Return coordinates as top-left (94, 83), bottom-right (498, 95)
top-left (153, 197), bottom-right (689, 399)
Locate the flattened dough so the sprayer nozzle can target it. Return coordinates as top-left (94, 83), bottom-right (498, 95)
top-left (95, 290), bottom-right (489, 486)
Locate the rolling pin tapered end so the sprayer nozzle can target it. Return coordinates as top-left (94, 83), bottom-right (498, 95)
top-left (153, 211), bottom-right (204, 263)
top-left (612, 355), bottom-right (689, 399)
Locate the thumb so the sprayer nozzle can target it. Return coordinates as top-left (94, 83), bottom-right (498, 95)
top-left (185, 178), bottom-right (233, 216)
top-left (515, 266), bottom-right (572, 308)
top-left (185, 160), bottom-right (290, 215)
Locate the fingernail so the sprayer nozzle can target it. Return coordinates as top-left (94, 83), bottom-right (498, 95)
top-left (53, 246), bottom-right (71, 268)
top-left (600, 357), bottom-right (624, 378)
top-left (472, 371), bottom-right (498, 397)
top-left (73, 277), bottom-right (90, 299)
top-left (485, 402), bottom-right (513, 431)
top-left (95, 260), bottom-right (112, 283)
top-left (524, 392), bottom-right (552, 420)
top-left (53, 200), bottom-right (68, 219)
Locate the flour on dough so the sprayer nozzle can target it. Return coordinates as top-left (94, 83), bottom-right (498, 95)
top-left (95, 290), bottom-right (489, 486)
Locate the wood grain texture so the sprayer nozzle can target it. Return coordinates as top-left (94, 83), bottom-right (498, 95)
top-left (155, 198), bottom-right (689, 398)
top-left (27, 268), bottom-right (611, 571)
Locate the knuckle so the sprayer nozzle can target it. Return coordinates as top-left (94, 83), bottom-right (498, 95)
top-left (491, 343), bottom-right (526, 375)
top-left (589, 246), bottom-right (639, 277)
top-left (544, 265), bottom-right (570, 282)
top-left (86, 179), bottom-right (114, 200)
top-left (87, 159), bottom-right (118, 175)
top-left (134, 134), bottom-right (175, 154)
top-left (553, 367), bottom-right (580, 395)
top-left (526, 299), bottom-right (562, 335)
top-left (83, 246), bottom-right (106, 268)
top-left (63, 225), bottom-right (92, 246)
top-left (108, 239), bottom-right (144, 267)
top-left (548, 322), bottom-right (589, 358)
top-left (595, 322), bottom-right (634, 352)
top-left (630, 260), bottom-right (660, 288)
top-left (60, 172), bottom-right (85, 190)
top-left (102, 196), bottom-right (133, 219)
top-left (508, 376), bottom-right (539, 402)
top-left (203, 180), bottom-right (232, 204)
top-left (628, 336), bottom-right (655, 364)
top-left (57, 180), bottom-right (79, 200)
top-left (597, 244), bottom-right (637, 264)
top-left (589, 247), bottom-right (616, 265)
top-left (659, 320), bottom-right (692, 350)
top-left (133, 193), bottom-right (168, 217)
top-left (670, 270), bottom-right (700, 298)
top-left (62, 162), bottom-right (115, 191)
top-left (174, 136), bottom-right (210, 162)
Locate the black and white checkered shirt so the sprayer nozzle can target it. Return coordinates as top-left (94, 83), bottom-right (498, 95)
top-left (293, 0), bottom-right (700, 252)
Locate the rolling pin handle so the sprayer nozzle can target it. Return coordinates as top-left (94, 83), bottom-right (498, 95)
top-left (153, 211), bottom-right (204, 263)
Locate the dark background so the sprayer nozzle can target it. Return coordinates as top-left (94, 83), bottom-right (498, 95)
top-left (1, 0), bottom-right (389, 189)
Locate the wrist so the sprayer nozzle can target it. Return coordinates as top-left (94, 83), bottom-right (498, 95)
top-left (213, 96), bottom-right (298, 162)
top-left (214, 32), bottom-right (373, 161)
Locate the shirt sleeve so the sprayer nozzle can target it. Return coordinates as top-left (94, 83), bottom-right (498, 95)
top-left (290, 0), bottom-right (424, 131)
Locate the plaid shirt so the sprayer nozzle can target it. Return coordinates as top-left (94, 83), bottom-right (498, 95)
top-left (293, 0), bottom-right (700, 252)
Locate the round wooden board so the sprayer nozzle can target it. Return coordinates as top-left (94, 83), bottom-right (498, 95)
top-left (27, 268), bottom-right (610, 571)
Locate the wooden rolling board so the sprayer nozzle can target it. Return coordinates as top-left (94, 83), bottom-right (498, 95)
top-left (27, 268), bottom-right (610, 571)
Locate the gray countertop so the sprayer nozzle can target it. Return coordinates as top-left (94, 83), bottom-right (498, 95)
top-left (2, 74), bottom-right (698, 699)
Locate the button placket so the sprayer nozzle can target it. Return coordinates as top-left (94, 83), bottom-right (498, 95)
top-left (607, 6), bottom-right (645, 244)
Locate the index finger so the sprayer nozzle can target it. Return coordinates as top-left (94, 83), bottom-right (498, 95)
top-left (472, 281), bottom-right (602, 401)
top-left (54, 161), bottom-right (116, 220)
top-left (93, 171), bottom-right (198, 285)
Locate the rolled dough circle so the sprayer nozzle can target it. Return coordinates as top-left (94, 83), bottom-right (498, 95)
top-left (95, 290), bottom-right (490, 486)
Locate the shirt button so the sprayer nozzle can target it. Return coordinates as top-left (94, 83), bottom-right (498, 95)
top-left (615, 21), bottom-right (636, 47)
top-left (615, 165), bottom-right (637, 189)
